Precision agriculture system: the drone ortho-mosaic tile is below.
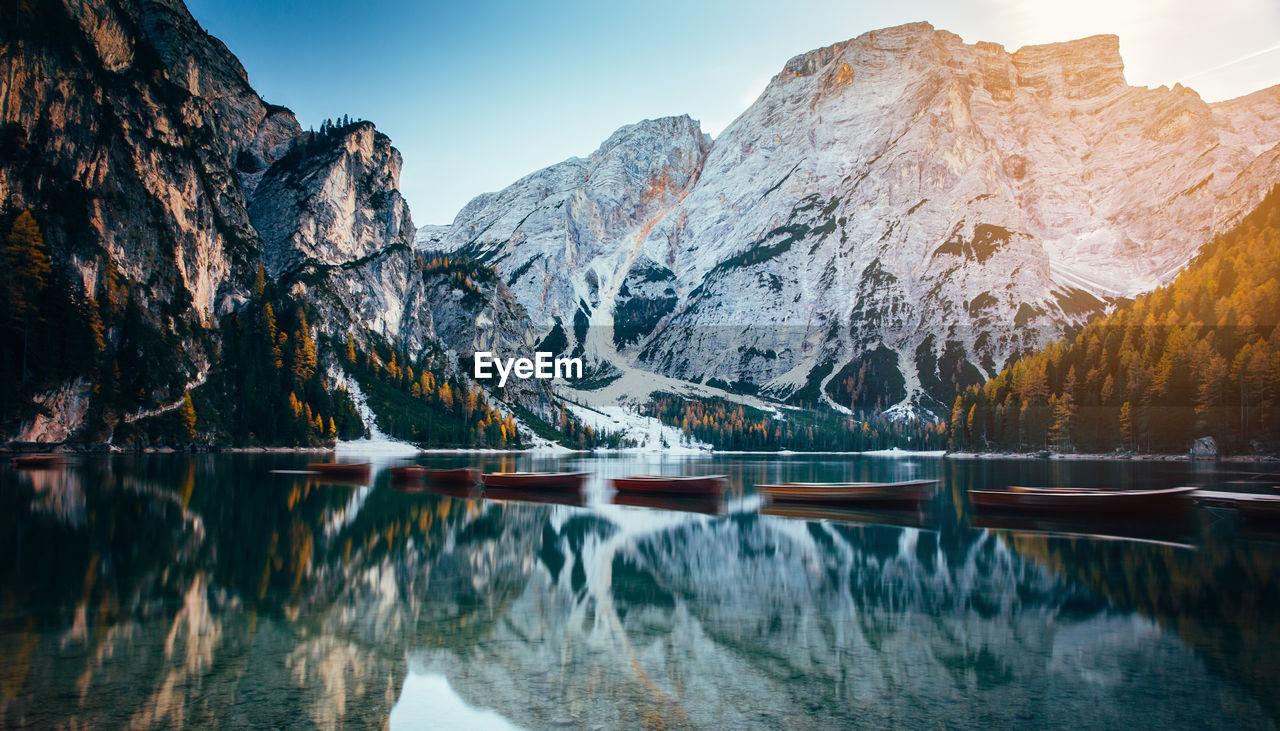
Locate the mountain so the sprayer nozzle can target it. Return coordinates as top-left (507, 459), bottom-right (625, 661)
top-left (425, 23), bottom-right (1280, 418)
top-left (5, 4), bottom-right (1279, 448)
top-left (0, 0), bottom-right (543, 445)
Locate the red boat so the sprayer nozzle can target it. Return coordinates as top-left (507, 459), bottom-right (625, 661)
top-left (389, 466), bottom-right (478, 485)
top-left (9, 455), bottom-right (65, 469)
top-left (306, 462), bottom-right (371, 479)
top-left (609, 475), bottom-right (727, 496)
top-left (969, 485), bottom-right (1198, 515)
top-left (481, 471), bottom-right (590, 491)
top-left (756, 479), bottom-right (936, 506)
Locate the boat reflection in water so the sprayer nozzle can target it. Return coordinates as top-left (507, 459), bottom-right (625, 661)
top-left (1, 454), bottom-right (1279, 728)
top-left (482, 486), bottom-right (588, 508)
top-left (760, 501), bottom-right (935, 530)
top-left (610, 491), bottom-right (725, 516)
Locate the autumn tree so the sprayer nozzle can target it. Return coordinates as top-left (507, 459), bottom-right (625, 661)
top-left (180, 392), bottom-right (197, 442)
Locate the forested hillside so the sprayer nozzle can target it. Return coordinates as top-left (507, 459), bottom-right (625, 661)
top-left (949, 188), bottom-right (1280, 454)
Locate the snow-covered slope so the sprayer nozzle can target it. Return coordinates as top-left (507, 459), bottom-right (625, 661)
top-left (424, 23), bottom-right (1280, 417)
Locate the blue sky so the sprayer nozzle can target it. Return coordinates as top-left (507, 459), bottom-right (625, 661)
top-left (187, 0), bottom-right (1280, 224)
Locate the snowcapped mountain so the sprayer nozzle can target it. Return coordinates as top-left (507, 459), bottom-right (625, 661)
top-left (424, 23), bottom-right (1280, 417)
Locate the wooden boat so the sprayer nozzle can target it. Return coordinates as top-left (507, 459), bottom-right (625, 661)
top-left (1232, 494), bottom-right (1280, 521)
top-left (481, 471), bottom-right (590, 491)
top-left (9, 454), bottom-right (65, 469)
top-left (306, 462), bottom-right (371, 479)
top-left (756, 479), bottom-right (936, 506)
top-left (969, 485), bottom-right (1197, 514)
top-left (609, 474), bottom-right (727, 496)
top-left (482, 486), bottom-right (587, 507)
top-left (389, 466), bottom-right (478, 485)
top-left (611, 492), bottom-right (723, 515)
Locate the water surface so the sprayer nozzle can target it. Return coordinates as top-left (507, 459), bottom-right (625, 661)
top-left (2, 453), bottom-right (1278, 728)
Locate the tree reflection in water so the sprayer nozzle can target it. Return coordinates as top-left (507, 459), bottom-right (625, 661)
top-left (0, 454), bottom-right (1277, 728)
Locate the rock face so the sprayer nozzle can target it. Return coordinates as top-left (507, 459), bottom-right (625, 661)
top-left (0, 0), bottom-right (522, 440)
top-left (426, 23), bottom-right (1280, 416)
top-left (250, 123), bottom-right (414, 278)
top-left (0, 0), bottom-right (295, 324)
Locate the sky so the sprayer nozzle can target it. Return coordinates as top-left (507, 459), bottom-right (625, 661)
top-left (186, 0), bottom-right (1280, 225)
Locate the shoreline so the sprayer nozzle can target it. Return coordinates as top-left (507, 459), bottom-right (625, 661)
top-left (946, 451), bottom-right (1280, 463)
top-left (3, 443), bottom-right (1277, 463)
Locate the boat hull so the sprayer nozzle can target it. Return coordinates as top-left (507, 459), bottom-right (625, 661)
top-left (390, 466), bottom-right (478, 485)
top-left (609, 475), bottom-right (727, 496)
top-left (969, 485), bottom-right (1198, 515)
top-left (307, 462), bottom-right (371, 478)
top-left (757, 479), bottom-right (936, 506)
top-left (1237, 496), bottom-right (1280, 521)
top-left (481, 471), bottom-right (590, 491)
top-left (9, 455), bottom-right (64, 469)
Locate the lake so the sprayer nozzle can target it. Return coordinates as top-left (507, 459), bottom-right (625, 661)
top-left (2, 452), bottom-right (1279, 728)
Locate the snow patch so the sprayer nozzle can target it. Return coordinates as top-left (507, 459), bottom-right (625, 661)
top-left (330, 367), bottom-right (420, 457)
top-left (563, 401), bottom-right (710, 453)
top-left (858, 447), bottom-right (947, 457)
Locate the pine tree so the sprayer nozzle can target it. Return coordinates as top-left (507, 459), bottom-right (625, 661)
top-left (292, 311), bottom-right (317, 385)
top-left (1049, 392), bottom-right (1076, 452)
top-left (1119, 401), bottom-right (1134, 452)
top-left (252, 264), bottom-right (266, 298)
top-left (262, 303), bottom-right (283, 368)
top-left (948, 396), bottom-right (967, 450)
top-left (2, 212), bottom-right (51, 392)
top-left (180, 392), bottom-right (197, 442)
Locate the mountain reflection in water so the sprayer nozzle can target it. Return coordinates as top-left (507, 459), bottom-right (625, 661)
top-left (1, 454), bottom-right (1278, 728)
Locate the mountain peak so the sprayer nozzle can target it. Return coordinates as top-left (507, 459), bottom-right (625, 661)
top-left (1013, 34), bottom-right (1125, 97)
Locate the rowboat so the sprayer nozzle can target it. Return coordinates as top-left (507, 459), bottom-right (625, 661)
top-left (9, 455), bottom-right (65, 469)
top-left (1233, 494), bottom-right (1280, 521)
top-left (756, 479), bottom-right (936, 506)
top-left (969, 485), bottom-right (1198, 514)
top-left (609, 475), bottom-right (727, 496)
top-left (481, 471), bottom-right (590, 491)
top-left (306, 462), bottom-right (371, 479)
top-left (389, 466), bottom-right (478, 485)
top-left (611, 492), bottom-right (723, 515)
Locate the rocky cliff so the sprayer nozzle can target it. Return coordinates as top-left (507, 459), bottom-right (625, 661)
top-left (0, 0), bottom-right (534, 442)
top-left (425, 23), bottom-right (1280, 417)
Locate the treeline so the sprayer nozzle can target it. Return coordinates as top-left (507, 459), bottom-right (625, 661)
top-left (339, 336), bottom-right (522, 448)
top-left (190, 281), bottom-right (366, 446)
top-left (949, 187), bottom-right (1280, 454)
top-left (417, 253), bottom-right (500, 301)
top-left (552, 405), bottom-right (634, 450)
top-left (649, 392), bottom-right (947, 451)
top-left (0, 209), bottom-right (364, 447)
